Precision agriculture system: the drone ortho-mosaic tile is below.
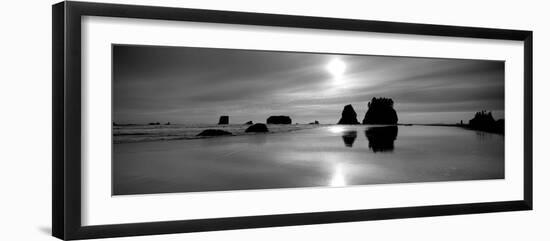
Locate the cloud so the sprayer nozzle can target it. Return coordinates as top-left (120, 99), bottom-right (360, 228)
top-left (113, 45), bottom-right (504, 124)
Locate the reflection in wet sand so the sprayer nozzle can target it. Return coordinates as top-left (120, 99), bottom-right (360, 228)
top-left (113, 125), bottom-right (504, 195)
top-left (341, 131), bottom-right (357, 147)
top-left (365, 126), bottom-right (398, 152)
top-left (329, 163), bottom-right (347, 187)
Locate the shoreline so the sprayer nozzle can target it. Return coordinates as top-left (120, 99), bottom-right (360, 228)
top-left (113, 124), bottom-right (325, 144)
top-left (114, 123), bottom-right (504, 144)
top-left (400, 123), bottom-right (504, 135)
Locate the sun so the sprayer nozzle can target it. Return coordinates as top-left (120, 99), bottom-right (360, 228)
top-left (326, 58), bottom-right (347, 78)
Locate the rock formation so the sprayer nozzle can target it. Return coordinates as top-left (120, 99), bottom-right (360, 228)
top-left (362, 97), bottom-right (398, 124)
top-left (245, 121), bottom-right (253, 125)
top-left (245, 123), bottom-right (269, 133)
top-left (469, 110), bottom-right (494, 127)
top-left (196, 129), bottom-right (232, 136)
top-left (266, 116), bottom-right (292, 124)
top-left (337, 104), bottom-right (360, 124)
top-left (309, 120), bottom-right (320, 125)
top-left (468, 110), bottom-right (504, 134)
top-left (218, 116), bottom-right (229, 125)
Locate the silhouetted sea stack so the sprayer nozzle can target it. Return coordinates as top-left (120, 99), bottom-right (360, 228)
top-left (245, 121), bottom-right (253, 125)
top-left (469, 110), bottom-right (494, 127)
top-left (362, 97), bottom-right (398, 124)
top-left (267, 116), bottom-right (292, 124)
top-left (196, 129), bottom-right (232, 136)
top-left (468, 110), bottom-right (504, 134)
top-left (245, 123), bottom-right (269, 133)
top-left (309, 120), bottom-right (320, 125)
top-left (337, 104), bottom-right (360, 124)
top-left (218, 116), bottom-right (229, 125)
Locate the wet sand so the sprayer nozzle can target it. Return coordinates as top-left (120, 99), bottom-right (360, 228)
top-left (113, 125), bottom-right (504, 195)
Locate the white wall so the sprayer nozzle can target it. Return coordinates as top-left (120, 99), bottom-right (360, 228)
top-left (0, 0), bottom-right (547, 240)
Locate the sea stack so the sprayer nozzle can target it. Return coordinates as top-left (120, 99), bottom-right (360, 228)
top-left (266, 116), bottom-right (292, 124)
top-left (469, 110), bottom-right (495, 127)
top-left (468, 110), bottom-right (504, 134)
top-left (362, 97), bottom-right (398, 124)
top-left (218, 116), bottom-right (229, 125)
top-left (337, 104), bottom-right (360, 124)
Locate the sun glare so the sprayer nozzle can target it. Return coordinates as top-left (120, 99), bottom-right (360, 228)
top-left (328, 126), bottom-right (345, 133)
top-left (329, 163), bottom-right (347, 187)
top-left (326, 58), bottom-right (347, 78)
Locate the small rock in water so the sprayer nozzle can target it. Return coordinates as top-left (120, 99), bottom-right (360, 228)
top-left (245, 123), bottom-right (269, 133)
top-left (196, 129), bottom-right (232, 136)
top-left (245, 121), bottom-right (253, 125)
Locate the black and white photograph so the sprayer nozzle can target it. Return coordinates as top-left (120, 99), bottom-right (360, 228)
top-left (112, 44), bottom-right (505, 195)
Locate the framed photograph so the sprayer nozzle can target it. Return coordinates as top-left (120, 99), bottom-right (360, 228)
top-left (52, 1), bottom-right (533, 240)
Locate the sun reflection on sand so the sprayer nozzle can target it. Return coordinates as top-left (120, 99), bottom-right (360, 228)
top-left (328, 126), bottom-right (345, 134)
top-left (329, 163), bottom-right (347, 187)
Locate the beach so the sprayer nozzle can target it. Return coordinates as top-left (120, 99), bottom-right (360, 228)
top-left (113, 125), bottom-right (504, 195)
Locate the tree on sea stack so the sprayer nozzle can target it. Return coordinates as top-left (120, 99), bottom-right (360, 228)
top-left (362, 97), bottom-right (398, 124)
top-left (337, 104), bottom-right (360, 124)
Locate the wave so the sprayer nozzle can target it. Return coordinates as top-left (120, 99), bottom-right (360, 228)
top-left (113, 124), bottom-right (323, 144)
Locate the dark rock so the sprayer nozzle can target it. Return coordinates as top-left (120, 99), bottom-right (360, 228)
top-left (245, 121), bottom-right (253, 125)
top-left (218, 116), bottom-right (229, 125)
top-left (148, 122), bottom-right (161, 125)
top-left (245, 123), bottom-right (269, 133)
top-left (267, 116), bottom-right (292, 124)
top-left (309, 120), bottom-right (320, 125)
top-left (196, 129), bottom-right (232, 136)
top-left (467, 111), bottom-right (504, 134)
top-left (337, 104), bottom-right (360, 124)
top-left (165, 122), bottom-right (170, 125)
top-left (362, 97), bottom-right (398, 124)
top-left (495, 119), bottom-right (504, 129)
top-left (365, 126), bottom-right (398, 152)
top-left (469, 110), bottom-right (494, 127)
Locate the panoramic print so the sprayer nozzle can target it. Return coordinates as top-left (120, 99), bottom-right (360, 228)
top-left (112, 45), bottom-right (504, 195)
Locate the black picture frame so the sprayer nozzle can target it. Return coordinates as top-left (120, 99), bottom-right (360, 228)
top-left (52, 1), bottom-right (533, 240)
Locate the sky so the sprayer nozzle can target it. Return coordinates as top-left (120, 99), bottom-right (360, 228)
top-left (113, 45), bottom-right (504, 125)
